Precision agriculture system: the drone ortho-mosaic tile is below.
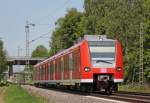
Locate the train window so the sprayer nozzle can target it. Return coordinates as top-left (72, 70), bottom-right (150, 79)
top-left (58, 59), bottom-right (59, 72)
top-left (50, 62), bottom-right (51, 74)
top-left (40, 66), bottom-right (42, 80)
top-left (41, 66), bottom-right (43, 76)
top-left (64, 55), bottom-right (66, 72)
top-left (43, 65), bottom-right (45, 78)
top-left (51, 61), bottom-right (53, 73)
top-left (61, 57), bottom-right (64, 72)
top-left (49, 63), bottom-right (50, 79)
top-left (64, 54), bottom-right (69, 72)
top-left (46, 63), bottom-right (49, 76)
top-left (44, 65), bottom-right (46, 79)
top-left (37, 67), bottom-right (39, 80)
top-left (77, 52), bottom-right (81, 72)
top-left (39, 67), bottom-right (40, 80)
top-left (67, 55), bottom-right (69, 72)
top-left (73, 53), bottom-right (77, 71)
top-left (41, 66), bottom-right (42, 77)
top-left (45, 64), bottom-right (46, 77)
top-left (43, 66), bottom-right (44, 75)
top-left (42, 66), bottom-right (43, 79)
top-left (46, 63), bottom-right (49, 77)
top-left (35, 67), bottom-right (37, 80)
top-left (55, 58), bottom-right (60, 73)
top-left (69, 53), bottom-right (73, 70)
top-left (52, 60), bottom-right (56, 73)
top-left (42, 65), bottom-right (44, 77)
top-left (56, 59), bottom-right (59, 73)
top-left (55, 59), bottom-right (57, 74)
top-left (58, 58), bottom-right (61, 72)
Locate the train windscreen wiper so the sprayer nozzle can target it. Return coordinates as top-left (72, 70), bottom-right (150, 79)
top-left (96, 59), bottom-right (112, 64)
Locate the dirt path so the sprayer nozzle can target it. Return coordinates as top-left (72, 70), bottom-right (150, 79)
top-left (0, 87), bottom-right (6, 103)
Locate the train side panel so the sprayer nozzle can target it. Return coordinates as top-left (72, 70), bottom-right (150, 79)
top-left (80, 41), bottom-right (93, 82)
top-left (114, 40), bottom-right (124, 82)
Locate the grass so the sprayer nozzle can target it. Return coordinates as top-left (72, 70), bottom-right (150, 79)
top-left (4, 85), bottom-right (48, 103)
top-left (119, 84), bottom-right (150, 93)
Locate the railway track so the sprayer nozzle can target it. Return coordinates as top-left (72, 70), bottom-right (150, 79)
top-left (91, 91), bottom-right (150, 103)
top-left (47, 87), bottom-right (150, 103)
top-left (27, 85), bottom-right (150, 103)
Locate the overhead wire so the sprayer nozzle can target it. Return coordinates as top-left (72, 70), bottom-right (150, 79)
top-left (30, 0), bottom-right (71, 42)
top-left (29, 30), bottom-right (52, 44)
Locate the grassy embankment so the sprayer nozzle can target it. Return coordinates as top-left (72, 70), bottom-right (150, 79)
top-left (119, 84), bottom-right (150, 93)
top-left (4, 85), bottom-right (48, 103)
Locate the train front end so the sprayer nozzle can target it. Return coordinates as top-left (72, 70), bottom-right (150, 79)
top-left (81, 35), bottom-right (124, 93)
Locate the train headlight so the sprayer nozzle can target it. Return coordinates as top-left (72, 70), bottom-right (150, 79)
top-left (84, 67), bottom-right (91, 72)
top-left (116, 67), bottom-right (121, 72)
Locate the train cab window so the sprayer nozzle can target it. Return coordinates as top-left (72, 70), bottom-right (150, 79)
top-left (89, 41), bottom-right (116, 68)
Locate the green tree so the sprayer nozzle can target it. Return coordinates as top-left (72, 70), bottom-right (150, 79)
top-left (0, 39), bottom-right (7, 82)
top-left (49, 8), bottom-right (84, 55)
top-left (32, 45), bottom-right (49, 57)
top-left (144, 21), bottom-right (150, 83)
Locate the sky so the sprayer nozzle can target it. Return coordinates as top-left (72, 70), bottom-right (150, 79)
top-left (0, 0), bottom-right (84, 57)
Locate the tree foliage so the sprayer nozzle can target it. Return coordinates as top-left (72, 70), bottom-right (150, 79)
top-left (49, 8), bottom-right (84, 55)
top-left (144, 21), bottom-right (150, 83)
top-left (0, 40), bottom-right (7, 81)
top-left (32, 45), bottom-right (49, 57)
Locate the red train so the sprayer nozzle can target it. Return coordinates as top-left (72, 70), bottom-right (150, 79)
top-left (33, 35), bottom-right (124, 94)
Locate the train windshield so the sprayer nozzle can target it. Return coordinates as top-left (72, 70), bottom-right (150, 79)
top-left (89, 41), bottom-right (116, 68)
